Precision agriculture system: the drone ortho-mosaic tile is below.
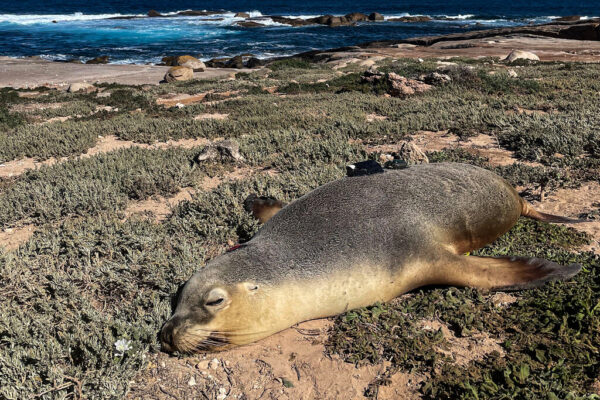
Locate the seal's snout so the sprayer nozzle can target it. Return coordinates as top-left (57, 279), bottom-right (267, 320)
top-left (160, 318), bottom-right (178, 353)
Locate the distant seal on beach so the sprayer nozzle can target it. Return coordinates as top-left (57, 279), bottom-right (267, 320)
top-left (160, 163), bottom-right (581, 352)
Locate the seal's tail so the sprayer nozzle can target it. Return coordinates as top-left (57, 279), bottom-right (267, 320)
top-left (520, 198), bottom-right (583, 224)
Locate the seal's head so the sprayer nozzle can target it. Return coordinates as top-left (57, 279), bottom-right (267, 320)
top-left (160, 267), bottom-right (268, 352)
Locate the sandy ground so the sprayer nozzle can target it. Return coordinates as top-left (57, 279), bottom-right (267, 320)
top-left (0, 57), bottom-right (251, 88)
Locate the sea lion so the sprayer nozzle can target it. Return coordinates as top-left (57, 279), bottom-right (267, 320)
top-left (160, 163), bottom-right (581, 353)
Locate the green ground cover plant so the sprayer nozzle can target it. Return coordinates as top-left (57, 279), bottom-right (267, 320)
top-left (0, 57), bottom-right (599, 399)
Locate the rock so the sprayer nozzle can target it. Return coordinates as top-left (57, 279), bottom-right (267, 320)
top-left (508, 69), bottom-right (518, 78)
top-left (234, 12), bottom-right (250, 18)
top-left (270, 16), bottom-right (312, 27)
top-left (395, 142), bottom-right (429, 165)
top-left (419, 72), bottom-right (452, 85)
top-left (148, 10), bottom-right (164, 17)
top-left (195, 140), bottom-right (244, 163)
top-left (236, 21), bottom-right (264, 27)
top-left (326, 16), bottom-right (347, 27)
top-left (66, 59), bottom-right (83, 64)
top-left (196, 360), bottom-right (211, 370)
top-left (245, 57), bottom-right (263, 68)
top-left (387, 72), bottom-right (432, 96)
top-left (504, 50), bottom-right (540, 62)
top-left (389, 16), bottom-right (432, 22)
top-left (164, 66), bottom-right (193, 83)
top-left (559, 23), bottom-right (600, 41)
top-left (210, 358), bottom-right (220, 370)
top-left (368, 12), bottom-right (384, 21)
top-left (361, 67), bottom-right (384, 83)
top-left (68, 82), bottom-right (96, 93)
top-left (226, 55), bottom-right (245, 69)
top-left (176, 55), bottom-right (205, 71)
top-left (188, 376), bottom-right (196, 386)
top-left (554, 15), bottom-right (581, 22)
top-left (345, 12), bottom-right (368, 22)
top-left (85, 56), bottom-right (109, 64)
top-left (177, 10), bottom-right (222, 16)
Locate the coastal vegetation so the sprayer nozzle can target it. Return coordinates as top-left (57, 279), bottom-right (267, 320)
top-left (1, 57), bottom-right (599, 399)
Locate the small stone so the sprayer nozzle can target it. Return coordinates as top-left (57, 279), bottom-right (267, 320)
top-left (196, 360), bottom-right (211, 370)
top-left (394, 142), bottom-right (429, 165)
top-left (417, 58), bottom-right (424, 63)
top-left (210, 358), bottom-right (220, 370)
top-left (508, 69), bottom-right (518, 78)
top-left (188, 376), bottom-right (197, 386)
top-left (419, 72), bottom-right (452, 85)
top-left (68, 82), bottom-right (96, 93)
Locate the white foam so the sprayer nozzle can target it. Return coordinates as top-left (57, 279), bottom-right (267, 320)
top-left (0, 12), bottom-right (143, 25)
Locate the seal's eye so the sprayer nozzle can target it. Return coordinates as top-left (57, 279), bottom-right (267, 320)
top-left (205, 298), bottom-right (224, 307)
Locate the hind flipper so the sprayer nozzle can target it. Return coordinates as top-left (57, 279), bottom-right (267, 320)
top-left (244, 194), bottom-right (285, 224)
top-left (432, 254), bottom-right (581, 291)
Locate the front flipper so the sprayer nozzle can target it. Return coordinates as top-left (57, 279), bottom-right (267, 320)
top-left (433, 254), bottom-right (581, 291)
top-left (244, 194), bottom-right (285, 224)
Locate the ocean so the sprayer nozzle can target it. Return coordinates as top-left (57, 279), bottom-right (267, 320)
top-left (0, 0), bottom-right (597, 64)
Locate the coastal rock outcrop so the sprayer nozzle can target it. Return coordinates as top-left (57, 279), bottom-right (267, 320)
top-left (236, 21), bottom-right (265, 28)
top-left (85, 56), bottom-right (109, 64)
top-left (234, 12), bottom-right (250, 18)
top-left (389, 16), bottom-right (432, 22)
top-left (504, 50), bottom-right (540, 62)
top-left (345, 12), bottom-right (369, 22)
top-left (164, 66), bottom-right (193, 83)
top-left (369, 12), bottom-right (384, 21)
top-left (148, 10), bottom-right (163, 17)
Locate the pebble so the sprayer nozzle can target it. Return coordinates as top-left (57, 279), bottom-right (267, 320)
top-left (188, 376), bottom-right (197, 386)
top-left (210, 358), bottom-right (220, 370)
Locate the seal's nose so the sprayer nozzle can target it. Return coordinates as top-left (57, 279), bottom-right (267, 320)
top-left (160, 320), bottom-right (177, 352)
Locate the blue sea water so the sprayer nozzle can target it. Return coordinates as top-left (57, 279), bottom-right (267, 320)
top-left (0, 1), bottom-right (597, 64)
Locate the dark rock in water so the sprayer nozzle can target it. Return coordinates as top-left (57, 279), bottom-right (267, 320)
top-left (345, 12), bottom-right (368, 22)
top-left (554, 15), bottom-right (581, 22)
top-left (389, 16), bottom-right (432, 22)
top-left (234, 12), bottom-right (250, 18)
top-left (177, 10), bottom-right (224, 16)
top-left (148, 10), bottom-right (163, 17)
top-left (270, 16), bottom-right (313, 26)
top-left (368, 12), bottom-right (384, 21)
top-left (312, 15), bottom-right (332, 25)
top-left (346, 160), bottom-right (384, 177)
top-left (86, 56), bottom-right (109, 64)
top-left (52, 20), bottom-right (57, 23)
top-left (236, 21), bottom-right (264, 28)
top-left (245, 57), bottom-right (263, 68)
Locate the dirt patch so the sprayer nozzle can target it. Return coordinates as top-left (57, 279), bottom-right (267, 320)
top-left (194, 113), bottom-right (229, 120)
top-left (0, 135), bottom-right (210, 178)
top-left (366, 113), bottom-right (388, 122)
top-left (419, 319), bottom-right (505, 366)
top-left (124, 167), bottom-right (258, 221)
top-left (157, 91), bottom-right (239, 108)
top-left (533, 181), bottom-right (600, 255)
top-left (127, 319), bottom-right (421, 400)
top-left (0, 224), bottom-right (35, 250)
top-left (11, 101), bottom-right (68, 113)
